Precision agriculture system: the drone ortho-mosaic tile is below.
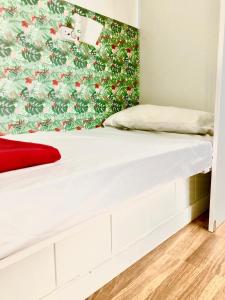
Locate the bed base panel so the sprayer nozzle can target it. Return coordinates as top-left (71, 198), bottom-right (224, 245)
top-left (0, 173), bottom-right (211, 300)
top-left (42, 195), bottom-right (209, 300)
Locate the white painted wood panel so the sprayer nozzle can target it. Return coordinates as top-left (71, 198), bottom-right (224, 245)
top-left (55, 215), bottom-right (111, 285)
top-left (112, 182), bottom-right (176, 254)
top-left (66, 0), bottom-right (139, 27)
top-left (209, 0), bottom-right (225, 232)
top-left (43, 189), bottom-right (209, 300)
top-left (0, 247), bottom-right (55, 300)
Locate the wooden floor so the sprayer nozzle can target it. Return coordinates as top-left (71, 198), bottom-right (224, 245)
top-left (88, 213), bottom-right (225, 300)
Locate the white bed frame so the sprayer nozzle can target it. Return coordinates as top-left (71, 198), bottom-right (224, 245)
top-left (0, 173), bottom-right (211, 300)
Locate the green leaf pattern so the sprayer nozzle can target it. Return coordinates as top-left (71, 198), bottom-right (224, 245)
top-left (0, 40), bottom-right (12, 57)
top-left (25, 97), bottom-right (44, 115)
top-left (47, 0), bottom-right (65, 14)
top-left (0, 97), bottom-right (16, 116)
top-left (22, 0), bottom-right (39, 5)
top-left (0, 0), bottom-right (139, 134)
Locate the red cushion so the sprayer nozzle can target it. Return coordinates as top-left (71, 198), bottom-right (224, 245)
top-left (0, 138), bottom-right (61, 173)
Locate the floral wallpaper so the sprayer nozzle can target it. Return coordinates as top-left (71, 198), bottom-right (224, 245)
top-left (0, 0), bottom-right (139, 134)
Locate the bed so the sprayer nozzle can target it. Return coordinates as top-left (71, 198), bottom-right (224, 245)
top-left (0, 128), bottom-right (213, 300)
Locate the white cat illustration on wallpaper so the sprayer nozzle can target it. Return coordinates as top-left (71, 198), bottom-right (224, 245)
top-left (59, 14), bottom-right (103, 47)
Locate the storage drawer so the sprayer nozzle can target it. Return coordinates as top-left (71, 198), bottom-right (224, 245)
top-left (112, 183), bottom-right (176, 254)
top-left (0, 247), bottom-right (55, 300)
top-left (55, 215), bottom-right (111, 285)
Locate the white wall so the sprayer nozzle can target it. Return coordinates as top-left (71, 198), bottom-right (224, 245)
top-left (66, 0), bottom-right (139, 27)
top-left (140, 0), bottom-right (220, 112)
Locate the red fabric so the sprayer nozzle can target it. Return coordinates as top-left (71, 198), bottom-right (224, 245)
top-left (0, 138), bottom-right (61, 173)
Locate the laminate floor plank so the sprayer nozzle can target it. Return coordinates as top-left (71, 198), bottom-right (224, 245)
top-left (161, 222), bottom-right (211, 261)
top-left (112, 255), bottom-right (182, 300)
top-left (197, 276), bottom-right (225, 300)
top-left (142, 262), bottom-right (203, 300)
top-left (88, 247), bottom-right (166, 300)
top-left (186, 236), bottom-right (225, 277)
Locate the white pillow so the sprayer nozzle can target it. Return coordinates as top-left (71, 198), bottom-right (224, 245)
top-left (104, 105), bottom-right (214, 135)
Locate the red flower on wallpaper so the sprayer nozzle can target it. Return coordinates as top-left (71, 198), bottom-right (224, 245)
top-left (75, 82), bottom-right (81, 88)
top-left (28, 130), bottom-right (37, 133)
top-left (127, 86), bottom-right (133, 95)
top-left (95, 83), bottom-right (100, 90)
top-left (32, 16), bottom-right (36, 22)
top-left (52, 80), bottom-right (59, 86)
top-left (25, 77), bottom-right (32, 84)
top-left (22, 20), bottom-right (29, 28)
top-left (0, 7), bottom-right (5, 14)
top-left (50, 28), bottom-right (56, 35)
top-left (126, 48), bottom-right (132, 58)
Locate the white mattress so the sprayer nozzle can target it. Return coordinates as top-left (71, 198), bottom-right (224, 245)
top-left (0, 128), bottom-right (213, 259)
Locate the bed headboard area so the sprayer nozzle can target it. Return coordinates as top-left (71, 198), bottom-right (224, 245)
top-left (0, 0), bottom-right (139, 134)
